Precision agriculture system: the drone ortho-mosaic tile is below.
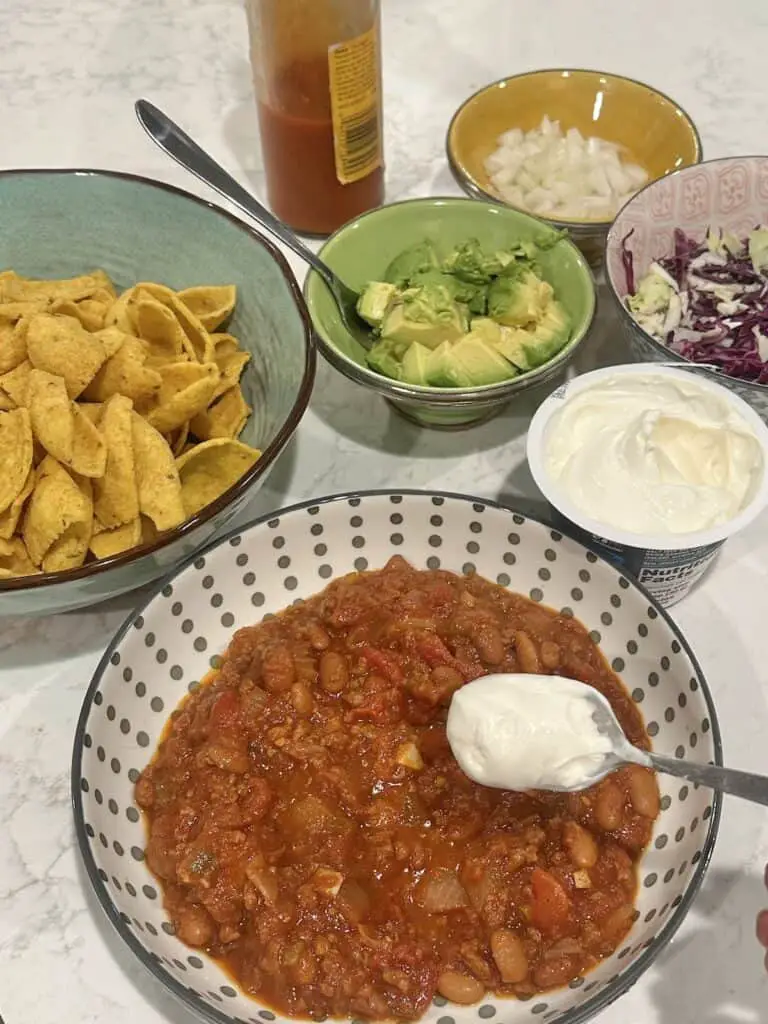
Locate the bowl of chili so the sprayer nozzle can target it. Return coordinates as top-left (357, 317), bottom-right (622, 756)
top-left (73, 490), bottom-right (720, 1024)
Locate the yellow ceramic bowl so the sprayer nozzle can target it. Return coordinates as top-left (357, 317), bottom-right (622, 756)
top-left (447, 68), bottom-right (702, 266)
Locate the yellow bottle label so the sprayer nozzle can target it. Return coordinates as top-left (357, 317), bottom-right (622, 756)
top-left (327, 25), bottom-right (382, 185)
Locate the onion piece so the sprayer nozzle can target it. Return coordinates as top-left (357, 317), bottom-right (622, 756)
top-left (311, 867), bottom-right (344, 896)
top-left (396, 740), bottom-right (424, 770)
top-left (419, 869), bottom-right (469, 912)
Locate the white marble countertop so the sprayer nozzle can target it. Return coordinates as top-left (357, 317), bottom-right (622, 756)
top-left (2, 0), bottom-right (768, 1021)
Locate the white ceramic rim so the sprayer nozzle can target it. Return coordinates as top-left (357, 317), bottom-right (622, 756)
top-left (526, 363), bottom-right (768, 551)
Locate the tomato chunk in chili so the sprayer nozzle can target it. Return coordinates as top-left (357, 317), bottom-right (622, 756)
top-left (136, 557), bottom-right (659, 1020)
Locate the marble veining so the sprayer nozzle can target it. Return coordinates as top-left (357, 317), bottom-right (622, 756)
top-left (2, 0), bottom-right (768, 1021)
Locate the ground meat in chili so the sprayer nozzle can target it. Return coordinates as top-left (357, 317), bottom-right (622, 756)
top-left (136, 556), bottom-right (659, 1020)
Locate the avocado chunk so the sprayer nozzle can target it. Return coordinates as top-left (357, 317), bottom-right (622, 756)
top-left (487, 269), bottom-right (554, 327)
top-left (366, 337), bottom-right (408, 381)
top-left (491, 325), bottom-right (535, 371)
top-left (380, 294), bottom-right (468, 351)
top-left (527, 299), bottom-right (571, 365)
top-left (400, 341), bottom-right (433, 386)
top-left (468, 317), bottom-right (503, 346)
top-left (426, 341), bottom-right (467, 388)
top-left (436, 334), bottom-right (518, 387)
top-left (401, 277), bottom-right (464, 322)
top-left (384, 241), bottom-right (440, 287)
top-left (443, 239), bottom-right (518, 285)
top-left (490, 300), bottom-right (571, 370)
top-left (356, 281), bottom-right (398, 328)
top-left (410, 268), bottom-right (488, 316)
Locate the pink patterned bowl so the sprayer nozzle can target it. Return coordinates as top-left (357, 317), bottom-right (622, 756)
top-left (604, 156), bottom-right (768, 421)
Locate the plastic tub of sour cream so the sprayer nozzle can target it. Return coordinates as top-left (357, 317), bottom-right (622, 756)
top-left (526, 364), bottom-right (768, 606)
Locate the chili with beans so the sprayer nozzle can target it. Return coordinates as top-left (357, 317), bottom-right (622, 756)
top-left (136, 557), bottom-right (659, 1020)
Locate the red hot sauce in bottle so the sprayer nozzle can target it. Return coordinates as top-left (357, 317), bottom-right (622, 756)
top-left (247, 0), bottom-right (384, 236)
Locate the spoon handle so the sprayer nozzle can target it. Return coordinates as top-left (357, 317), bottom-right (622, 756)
top-left (649, 752), bottom-right (768, 807)
top-left (134, 99), bottom-right (340, 292)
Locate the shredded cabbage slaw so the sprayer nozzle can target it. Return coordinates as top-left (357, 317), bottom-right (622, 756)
top-left (624, 226), bottom-right (768, 385)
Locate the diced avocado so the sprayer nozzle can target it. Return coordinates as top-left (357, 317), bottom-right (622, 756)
top-left (380, 297), bottom-right (467, 351)
top-left (401, 278), bottom-right (462, 321)
top-left (365, 235), bottom-right (571, 383)
top-left (489, 301), bottom-right (570, 371)
top-left (366, 337), bottom-right (409, 381)
top-left (527, 299), bottom-right (571, 364)
top-left (356, 281), bottom-right (398, 328)
top-left (384, 241), bottom-right (440, 287)
top-left (410, 269), bottom-right (487, 316)
top-left (447, 335), bottom-right (518, 386)
top-left (468, 317), bottom-right (503, 346)
top-left (423, 339), bottom-right (460, 387)
top-left (400, 341), bottom-right (433, 385)
top-left (454, 280), bottom-right (487, 316)
top-left (442, 237), bottom-right (560, 284)
top-left (491, 325), bottom-right (535, 371)
top-left (531, 228), bottom-right (568, 253)
top-left (487, 269), bottom-right (554, 327)
top-left (408, 268), bottom-right (457, 292)
top-left (426, 340), bottom-right (468, 388)
top-left (442, 239), bottom-right (485, 283)
top-left (494, 250), bottom-right (517, 270)
top-left (443, 238), bottom-right (503, 285)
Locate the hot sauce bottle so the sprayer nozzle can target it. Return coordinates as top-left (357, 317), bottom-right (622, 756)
top-left (246, 0), bottom-right (385, 236)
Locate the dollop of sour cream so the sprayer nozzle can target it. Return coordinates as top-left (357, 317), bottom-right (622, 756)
top-left (543, 374), bottom-right (764, 535)
top-left (446, 673), bottom-right (616, 792)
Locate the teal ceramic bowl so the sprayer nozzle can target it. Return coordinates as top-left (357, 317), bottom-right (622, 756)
top-left (304, 197), bottom-right (596, 429)
top-left (0, 170), bottom-right (315, 618)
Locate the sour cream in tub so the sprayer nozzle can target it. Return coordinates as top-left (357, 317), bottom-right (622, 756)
top-left (446, 673), bottom-right (620, 792)
top-left (542, 373), bottom-right (763, 536)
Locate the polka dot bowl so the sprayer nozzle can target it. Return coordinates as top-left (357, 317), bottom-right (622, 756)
top-left (72, 490), bottom-right (721, 1024)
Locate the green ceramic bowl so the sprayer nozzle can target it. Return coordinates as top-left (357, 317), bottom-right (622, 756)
top-left (304, 197), bottom-right (596, 429)
top-left (0, 170), bottom-right (315, 618)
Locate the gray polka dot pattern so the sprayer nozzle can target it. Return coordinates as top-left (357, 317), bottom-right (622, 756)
top-left (73, 492), bottom-right (719, 1024)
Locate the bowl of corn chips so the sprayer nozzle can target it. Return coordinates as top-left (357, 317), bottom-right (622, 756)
top-left (0, 170), bottom-right (315, 617)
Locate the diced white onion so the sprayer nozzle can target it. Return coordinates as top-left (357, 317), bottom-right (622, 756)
top-left (483, 116), bottom-right (649, 222)
top-left (396, 741), bottom-right (424, 770)
top-left (312, 867), bottom-right (344, 896)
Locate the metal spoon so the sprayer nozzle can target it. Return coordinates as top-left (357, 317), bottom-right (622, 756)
top-left (583, 686), bottom-right (768, 806)
top-left (134, 99), bottom-right (375, 349)
top-left (449, 674), bottom-right (768, 807)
